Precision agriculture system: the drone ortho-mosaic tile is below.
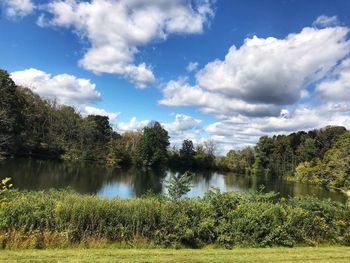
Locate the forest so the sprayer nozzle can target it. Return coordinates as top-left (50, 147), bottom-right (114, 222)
top-left (1, 69), bottom-right (349, 189)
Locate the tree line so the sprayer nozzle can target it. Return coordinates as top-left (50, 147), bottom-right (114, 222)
top-left (1, 69), bottom-right (349, 188)
top-left (0, 69), bottom-right (217, 169)
top-left (220, 125), bottom-right (350, 189)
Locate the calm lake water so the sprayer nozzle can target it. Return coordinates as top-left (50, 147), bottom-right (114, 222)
top-left (0, 158), bottom-right (347, 203)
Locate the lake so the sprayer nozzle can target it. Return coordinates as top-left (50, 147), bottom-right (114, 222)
top-left (0, 158), bottom-right (347, 203)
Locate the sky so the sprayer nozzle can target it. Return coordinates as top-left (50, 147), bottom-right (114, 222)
top-left (1, 0), bottom-right (350, 154)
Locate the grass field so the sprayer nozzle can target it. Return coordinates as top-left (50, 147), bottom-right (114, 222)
top-left (1, 247), bottom-right (350, 262)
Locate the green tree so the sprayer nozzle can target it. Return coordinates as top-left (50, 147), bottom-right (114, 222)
top-left (0, 70), bottom-right (22, 157)
top-left (179, 139), bottom-right (195, 168)
top-left (166, 171), bottom-right (193, 200)
top-left (135, 122), bottom-right (170, 167)
top-left (296, 137), bottom-right (317, 163)
top-left (252, 136), bottom-right (274, 176)
top-left (295, 132), bottom-right (350, 188)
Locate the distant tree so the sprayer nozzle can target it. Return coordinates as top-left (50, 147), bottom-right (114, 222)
top-left (226, 149), bottom-right (240, 171)
top-left (85, 115), bottom-right (113, 144)
top-left (225, 146), bottom-right (255, 174)
top-left (194, 143), bottom-right (217, 169)
top-left (296, 131), bottom-right (350, 188)
top-left (296, 137), bottom-right (317, 163)
top-left (252, 136), bottom-right (274, 176)
top-left (179, 139), bottom-right (195, 168)
top-left (314, 126), bottom-right (347, 157)
top-left (204, 139), bottom-right (217, 157)
top-left (180, 139), bottom-right (195, 157)
top-left (0, 70), bottom-right (22, 157)
top-left (135, 122), bottom-right (170, 167)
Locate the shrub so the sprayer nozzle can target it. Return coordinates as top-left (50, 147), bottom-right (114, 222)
top-left (0, 189), bottom-right (349, 249)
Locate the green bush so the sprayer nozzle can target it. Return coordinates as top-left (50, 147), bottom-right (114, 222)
top-left (0, 189), bottom-right (349, 249)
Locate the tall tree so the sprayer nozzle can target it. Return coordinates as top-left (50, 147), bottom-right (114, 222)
top-left (0, 70), bottom-right (22, 157)
top-left (179, 139), bottom-right (195, 168)
top-left (135, 122), bottom-right (170, 167)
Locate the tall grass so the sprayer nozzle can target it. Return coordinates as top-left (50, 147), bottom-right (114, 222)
top-left (0, 189), bottom-right (349, 249)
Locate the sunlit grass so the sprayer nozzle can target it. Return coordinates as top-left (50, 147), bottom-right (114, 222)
top-left (1, 247), bottom-right (350, 263)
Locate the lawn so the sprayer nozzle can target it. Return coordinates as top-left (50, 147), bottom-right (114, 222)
top-left (1, 247), bottom-right (350, 262)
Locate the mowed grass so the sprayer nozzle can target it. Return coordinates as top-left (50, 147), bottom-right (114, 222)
top-left (1, 247), bottom-right (350, 263)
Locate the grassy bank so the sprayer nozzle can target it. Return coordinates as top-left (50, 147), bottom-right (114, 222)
top-left (1, 247), bottom-right (350, 262)
top-left (1, 189), bottom-right (350, 249)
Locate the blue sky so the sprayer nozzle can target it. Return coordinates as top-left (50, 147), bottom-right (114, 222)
top-left (1, 0), bottom-right (350, 153)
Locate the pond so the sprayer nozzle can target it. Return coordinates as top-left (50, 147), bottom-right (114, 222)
top-left (0, 158), bottom-right (347, 203)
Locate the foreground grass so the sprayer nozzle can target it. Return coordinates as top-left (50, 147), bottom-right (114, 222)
top-left (1, 247), bottom-right (350, 263)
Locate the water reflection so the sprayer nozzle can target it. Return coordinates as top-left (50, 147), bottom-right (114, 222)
top-left (0, 158), bottom-right (347, 203)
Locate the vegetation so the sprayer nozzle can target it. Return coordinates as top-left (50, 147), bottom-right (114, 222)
top-left (135, 122), bottom-right (170, 167)
top-left (1, 189), bottom-right (350, 249)
top-left (1, 247), bottom-right (350, 262)
top-left (165, 171), bottom-right (193, 200)
top-left (0, 69), bottom-right (219, 169)
top-left (218, 126), bottom-right (350, 189)
top-left (1, 68), bottom-right (349, 188)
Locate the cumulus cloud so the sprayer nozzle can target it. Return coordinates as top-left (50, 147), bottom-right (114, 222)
top-left (196, 26), bottom-right (349, 105)
top-left (2, 0), bottom-right (35, 18)
top-left (114, 117), bottom-right (151, 133)
top-left (313, 15), bottom-right (339, 28)
top-left (159, 22), bottom-right (350, 152)
top-left (114, 114), bottom-right (203, 146)
top-left (186, 61), bottom-right (199, 72)
top-left (204, 105), bottom-right (350, 154)
top-left (160, 25), bottom-right (350, 122)
top-left (82, 106), bottom-right (120, 121)
top-left (160, 78), bottom-right (282, 117)
top-left (39, 0), bottom-right (214, 88)
top-left (11, 68), bottom-right (101, 106)
top-left (11, 68), bottom-right (122, 121)
top-left (163, 114), bottom-right (202, 145)
top-left (316, 58), bottom-right (350, 101)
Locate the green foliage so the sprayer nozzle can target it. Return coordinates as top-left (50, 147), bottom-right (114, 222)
top-left (0, 189), bottom-right (349, 249)
top-left (0, 177), bottom-right (13, 195)
top-left (246, 185), bottom-right (279, 203)
top-left (1, 68), bottom-right (350, 180)
top-left (166, 171), bottom-right (193, 200)
top-left (225, 147), bottom-right (255, 174)
top-left (135, 122), bottom-right (170, 167)
top-left (295, 132), bottom-right (350, 188)
top-left (168, 140), bottom-right (219, 170)
top-left (0, 70), bottom-right (22, 157)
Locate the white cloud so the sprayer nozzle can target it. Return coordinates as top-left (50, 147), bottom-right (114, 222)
top-left (160, 25), bottom-right (350, 121)
top-left (115, 117), bottom-right (150, 133)
top-left (114, 114), bottom-right (203, 146)
top-left (11, 68), bottom-right (122, 121)
top-left (163, 114), bottom-right (202, 145)
top-left (204, 105), bottom-right (350, 154)
top-left (159, 78), bottom-right (281, 117)
top-left (316, 58), bottom-right (350, 101)
top-left (163, 114), bottom-right (201, 132)
top-left (82, 106), bottom-right (120, 121)
top-left (186, 61), bottom-right (199, 72)
top-left (39, 0), bottom-right (214, 88)
top-left (313, 15), bottom-right (339, 28)
top-left (196, 26), bottom-right (349, 105)
top-left (2, 0), bottom-right (34, 18)
top-left (11, 68), bottom-right (101, 106)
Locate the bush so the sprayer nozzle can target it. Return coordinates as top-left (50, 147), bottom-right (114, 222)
top-left (0, 189), bottom-right (349, 249)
